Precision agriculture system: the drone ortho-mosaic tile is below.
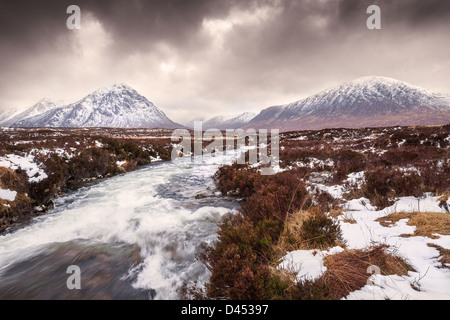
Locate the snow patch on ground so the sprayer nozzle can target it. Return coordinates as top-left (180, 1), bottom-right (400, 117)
top-left (0, 154), bottom-right (48, 183)
top-left (95, 140), bottom-right (104, 148)
top-left (344, 274), bottom-right (430, 300)
top-left (294, 158), bottom-right (334, 169)
top-left (0, 188), bottom-right (17, 201)
top-left (307, 171), bottom-right (365, 199)
top-left (116, 160), bottom-right (127, 167)
top-left (278, 247), bottom-right (345, 283)
top-left (150, 155), bottom-right (162, 162)
top-left (342, 197), bottom-right (376, 211)
top-left (278, 193), bottom-right (450, 299)
top-left (387, 195), bottom-right (445, 213)
top-left (340, 195), bottom-right (450, 299)
top-left (29, 147), bottom-right (77, 159)
top-left (346, 171), bottom-right (365, 187)
top-left (309, 183), bottom-right (345, 199)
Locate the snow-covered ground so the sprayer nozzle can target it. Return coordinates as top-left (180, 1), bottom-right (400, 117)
top-left (0, 154), bottom-right (48, 183)
top-left (0, 189), bottom-right (17, 202)
top-left (278, 191), bottom-right (450, 300)
top-left (278, 247), bottom-right (345, 283)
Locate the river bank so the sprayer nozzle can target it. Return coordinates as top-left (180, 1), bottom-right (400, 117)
top-left (0, 146), bottom-right (242, 299)
top-left (0, 127), bottom-right (174, 233)
top-left (1, 124), bottom-right (449, 300)
top-left (185, 124), bottom-right (450, 300)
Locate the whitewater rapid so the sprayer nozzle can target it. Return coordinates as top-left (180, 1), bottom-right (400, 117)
top-left (0, 151), bottom-right (241, 299)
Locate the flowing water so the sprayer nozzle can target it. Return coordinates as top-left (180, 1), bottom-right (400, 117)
top-left (0, 152), bottom-right (241, 299)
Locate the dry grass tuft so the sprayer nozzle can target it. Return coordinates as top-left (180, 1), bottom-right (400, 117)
top-left (376, 211), bottom-right (450, 239)
top-left (276, 209), bottom-right (313, 253)
top-left (0, 167), bottom-right (26, 192)
top-left (0, 167), bottom-right (32, 230)
top-left (272, 245), bottom-right (414, 300)
top-left (342, 212), bottom-right (357, 224)
top-left (377, 212), bottom-right (411, 228)
top-left (427, 243), bottom-right (450, 269)
top-left (316, 245), bottom-right (413, 299)
top-left (438, 189), bottom-right (450, 202)
top-left (276, 207), bottom-right (345, 256)
top-left (328, 208), bottom-right (344, 218)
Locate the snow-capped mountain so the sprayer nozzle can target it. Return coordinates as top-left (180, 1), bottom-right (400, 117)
top-left (11, 84), bottom-right (183, 129)
top-left (244, 106), bottom-right (284, 127)
top-left (202, 112), bottom-right (257, 130)
top-left (0, 108), bottom-right (20, 127)
top-left (23, 98), bottom-right (64, 118)
top-left (246, 76), bottom-right (450, 131)
top-left (1, 98), bottom-right (64, 127)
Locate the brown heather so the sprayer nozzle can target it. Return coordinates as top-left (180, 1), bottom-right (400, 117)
top-left (189, 124), bottom-right (449, 300)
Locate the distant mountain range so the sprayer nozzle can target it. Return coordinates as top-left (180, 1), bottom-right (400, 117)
top-left (244, 76), bottom-right (450, 131)
top-left (1, 84), bottom-right (183, 129)
top-left (0, 98), bottom-right (64, 127)
top-left (1, 77), bottom-right (449, 131)
top-left (201, 112), bottom-right (257, 130)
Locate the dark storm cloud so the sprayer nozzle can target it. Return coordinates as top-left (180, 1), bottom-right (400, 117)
top-left (338, 0), bottom-right (450, 27)
top-left (0, 0), bottom-right (262, 53)
top-left (79, 0), bottom-right (222, 53)
top-left (77, 0), bottom-right (285, 56)
top-left (0, 0), bottom-right (449, 122)
top-left (0, 0), bottom-right (205, 66)
top-left (0, 1), bottom-right (66, 47)
top-left (1, 0), bottom-right (449, 56)
top-left (383, 0), bottom-right (450, 26)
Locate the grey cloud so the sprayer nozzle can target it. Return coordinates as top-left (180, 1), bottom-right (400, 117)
top-left (0, 0), bottom-right (449, 122)
top-left (338, 0), bottom-right (450, 27)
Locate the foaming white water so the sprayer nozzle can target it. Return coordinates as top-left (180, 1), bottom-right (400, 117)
top-left (0, 151), bottom-right (241, 299)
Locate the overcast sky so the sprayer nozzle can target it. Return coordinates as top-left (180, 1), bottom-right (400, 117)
top-left (0, 0), bottom-right (449, 124)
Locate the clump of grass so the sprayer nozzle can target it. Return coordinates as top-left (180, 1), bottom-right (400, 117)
top-left (277, 209), bottom-right (313, 253)
top-left (293, 245), bottom-right (414, 300)
top-left (0, 167), bottom-right (32, 225)
top-left (376, 211), bottom-right (450, 239)
top-left (328, 207), bottom-right (344, 219)
top-left (0, 167), bottom-right (28, 194)
top-left (299, 209), bottom-right (345, 250)
top-left (277, 207), bottom-right (345, 252)
top-left (342, 212), bottom-right (357, 224)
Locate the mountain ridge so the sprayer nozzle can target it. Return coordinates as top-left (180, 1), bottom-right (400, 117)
top-left (245, 76), bottom-right (450, 131)
top-left (2, 77), bottom-right (449, 131)
top-left (7, 84), bottom-right (184, 129)
top-left (201, 112), bottom-right (257, 130)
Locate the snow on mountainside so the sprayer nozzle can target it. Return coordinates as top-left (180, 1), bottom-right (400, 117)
top-left (0, 108), bottom-right (20, 127)
top-left (245, 106), bottom-right (284, 125)
top-left (246, 76), bottom-right (450, 131)
top-left (202, 112), bottom-right (257, 130)
top-left (10, 84), bottom-right (183, 129)
top-left (23, 98), bottom-right (64, 118)
top-left (281, 76), bottom-right (450, 117)
top-left (1, 98), bottom-right (64, 127)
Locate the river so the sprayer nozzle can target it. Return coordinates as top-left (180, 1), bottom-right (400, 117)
top-left (0, 151), bottom-right (241, 299)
